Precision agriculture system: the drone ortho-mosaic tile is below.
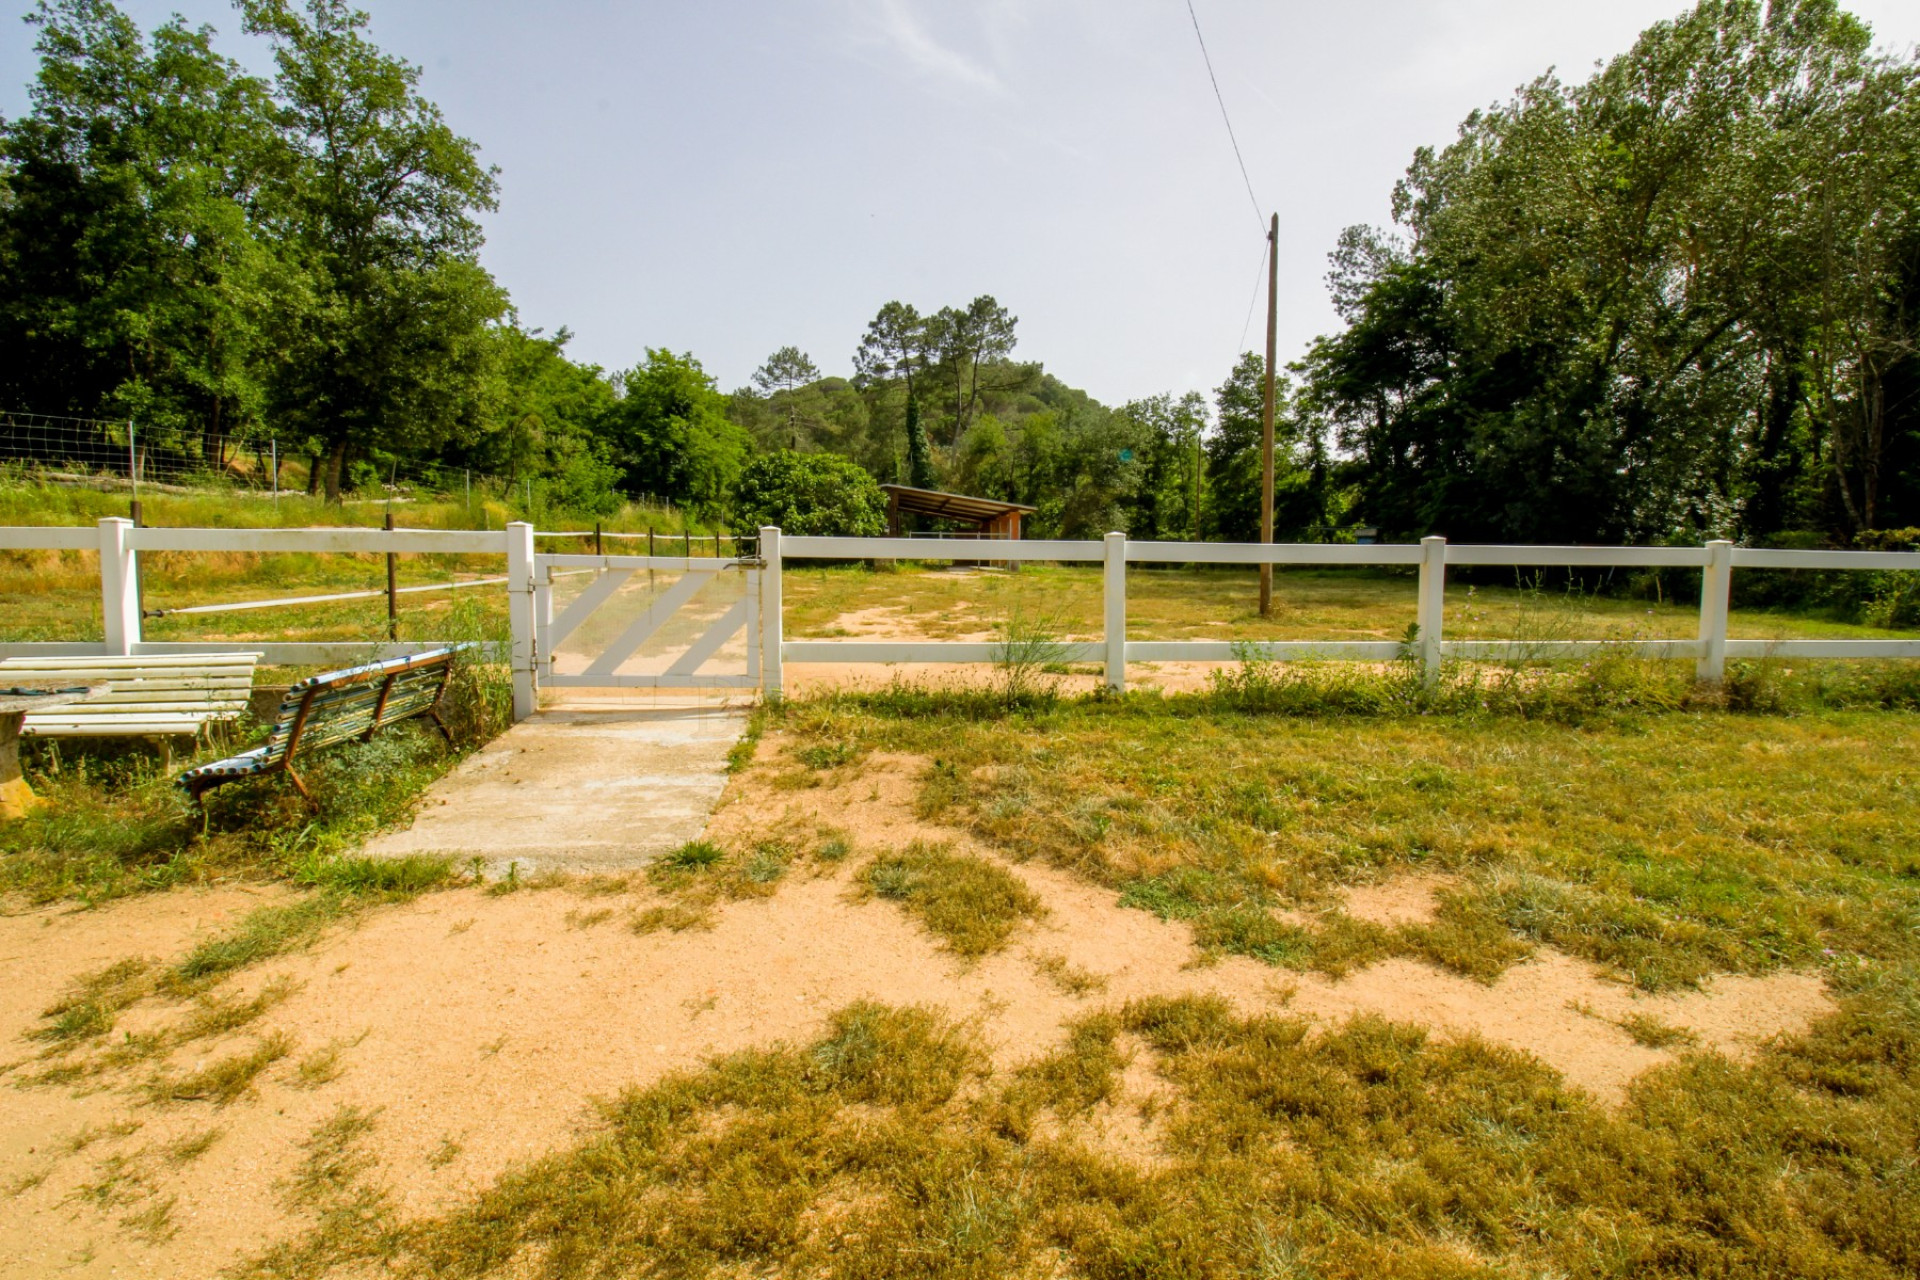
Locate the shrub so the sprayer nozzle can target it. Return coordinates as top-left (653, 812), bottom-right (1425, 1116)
top-left (731, 450), bottom-right (887, 537)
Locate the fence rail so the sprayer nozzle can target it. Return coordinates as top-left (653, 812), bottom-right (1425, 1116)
top-left (755, 530), bottom-right (1920, 697)
top-left (5, 522), bottom-right (1920, 718)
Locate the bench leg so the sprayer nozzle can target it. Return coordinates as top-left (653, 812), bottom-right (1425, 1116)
top-left (428, 707), bottom-right (455, 745)
top-left (0, 712), bottom-right (40, 822)
top-left (284, 765), bottom-right (317, 809)
top-left (185, 781), bottom-right (210, 831)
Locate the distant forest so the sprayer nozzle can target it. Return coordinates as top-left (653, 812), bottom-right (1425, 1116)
top-left (2, 0), bottom-right (1917, 546)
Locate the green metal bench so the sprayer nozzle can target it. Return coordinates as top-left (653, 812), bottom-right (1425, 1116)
top-left (177, 646), bottom-right (468, 805)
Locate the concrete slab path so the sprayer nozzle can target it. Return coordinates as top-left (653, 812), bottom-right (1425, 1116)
top-left (362, 705), bottom-right (745, 874)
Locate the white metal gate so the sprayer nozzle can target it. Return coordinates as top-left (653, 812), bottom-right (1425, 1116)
top-left (533, 553), bottom-right (760, 690)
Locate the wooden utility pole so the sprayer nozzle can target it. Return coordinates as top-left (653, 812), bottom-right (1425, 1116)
top-left (1259, 212), bottom-right (1278, 617)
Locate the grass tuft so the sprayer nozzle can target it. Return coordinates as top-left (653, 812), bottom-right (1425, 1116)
top-left (858, 841), bottom-right (1045, 958)
top-left (146, 1032), bottom-right (292, 1107)
top-left (1033, 952), bottom-right (1108, 996)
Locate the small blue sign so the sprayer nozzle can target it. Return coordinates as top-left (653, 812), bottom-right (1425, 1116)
top-left (1118, 449), bottom-right (1134, 462)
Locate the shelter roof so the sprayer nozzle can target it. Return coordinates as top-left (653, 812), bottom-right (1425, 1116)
top-left (879, 484), bottom-right (1036, 524)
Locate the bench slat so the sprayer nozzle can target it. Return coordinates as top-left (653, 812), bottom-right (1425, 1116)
top-left (31, 700), bottom-right (249, 715)
top-left (0, 657), bottom-right (260, 672)
top-left (53, 693), bottom-right (252, 706)
top-left (29, 721), bottom-right (224, 736)
top-left (8, 652), bottom-right (263, 742)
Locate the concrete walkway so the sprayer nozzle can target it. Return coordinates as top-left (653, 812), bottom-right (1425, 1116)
top-left (363, 704), bottom-right (746, 874)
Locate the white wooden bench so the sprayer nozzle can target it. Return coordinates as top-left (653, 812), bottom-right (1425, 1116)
top-left (0, 653), bottom-right (262, 740)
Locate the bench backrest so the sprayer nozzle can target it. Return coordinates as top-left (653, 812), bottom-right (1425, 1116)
top-left (256, 647), bottom-right (465, 767)
top-left (2, 653), bottom-right (260, 737)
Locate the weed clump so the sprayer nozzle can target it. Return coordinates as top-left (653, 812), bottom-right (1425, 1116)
top-left (630, 837), bottom-right (821, 935)
top-left (858, 841), bottom-right (1045, 958)
top-left (2, 720), bottom-right (471, 907)
top-left (146, 1032), bottom-right (292, 1107)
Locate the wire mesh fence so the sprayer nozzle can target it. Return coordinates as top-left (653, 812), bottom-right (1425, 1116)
top-left (0, 408), bottom-right (523, 504)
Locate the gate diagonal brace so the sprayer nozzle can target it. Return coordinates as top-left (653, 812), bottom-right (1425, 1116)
top-left (545, 566), bottom-right (635, 652)
top-left (664, 596), bottom-right (750, 679)
top-left (582, 569), bottom-right (712, 679)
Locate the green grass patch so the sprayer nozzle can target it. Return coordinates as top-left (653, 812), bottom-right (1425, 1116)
top-left (779, 686), bottom-right (1920, 992)
top-left (858, 840), bottom-right (1045, 958)
top-left (631, 832), bottom-right (854, 936)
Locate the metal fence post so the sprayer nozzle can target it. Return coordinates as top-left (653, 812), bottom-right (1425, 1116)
top-left (760, 526), bottom-right (783, 701)
top-left (99, 517), bottom-right (140, 656)
top-left (506, 521), bottom-right (537, 720)
top-left (1104, 531), bottom-right (1127, 693)
top-left (1417, 535), bottom-right (1447, 683)
top-left (1697, 539), bottom-right (1734, 683)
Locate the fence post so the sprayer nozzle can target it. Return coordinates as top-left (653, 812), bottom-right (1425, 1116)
top-left (1697, 539), bottom-right (1734, 683)
top-left (506, 521), bottom-right (537, 721)
top-left (98, 517), bottom-right (140, 656)
top-left (533, 561), bottom-right (555, 680)
top-left (1417, 535), bottom-right (1446, 683)
top-left (1104, 531), bottom-right (1127, 693)
top-left (758, 527), bottom-right (784, 701)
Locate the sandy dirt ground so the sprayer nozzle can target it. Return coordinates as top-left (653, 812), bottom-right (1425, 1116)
top-left (0, 739), bottom-right (1835, 1277)
top-left (784, 599), bottom-right (1228, 696)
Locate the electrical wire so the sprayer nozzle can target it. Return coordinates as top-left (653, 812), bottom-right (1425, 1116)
top-left (1237, 232), bottom-right (1269, 357)
top-left (1183, 0), bottom-right (1265, 231)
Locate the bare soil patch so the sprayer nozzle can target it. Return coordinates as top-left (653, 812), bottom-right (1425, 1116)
top-left (0, 738), bottom-right (1838, 1275)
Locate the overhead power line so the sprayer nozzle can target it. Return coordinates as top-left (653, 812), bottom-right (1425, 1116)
top-left (1237, 232), bottom-right (1269, 357)
top-left (1183, 0), bottom-right (1265, 231)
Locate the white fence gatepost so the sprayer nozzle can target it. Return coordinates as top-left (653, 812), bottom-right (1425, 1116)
top-left (99, 517), bottom-right (140, 656)
top-left (506, 520), bottom-right (537, 720)
top-left (760, 526), bottom-right (784, 701)
top-left (1417, 535), bottom-right (1447, 682)
top-left (1104, 531), bottom-right (1127, 692)
top-left (1697, 539), bottom-right (1734, 683)
top-left (533, 561), bottom-right (555, 680)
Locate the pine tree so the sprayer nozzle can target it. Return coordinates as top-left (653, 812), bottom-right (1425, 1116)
top-left (906, 393), bottom-right (935, 490)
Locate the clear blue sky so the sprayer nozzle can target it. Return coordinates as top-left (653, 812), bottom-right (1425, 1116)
top-left (5, 1), bottom-right (1917, 405)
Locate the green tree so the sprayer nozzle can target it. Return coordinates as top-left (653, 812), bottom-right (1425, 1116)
top-left (1121, 392), bottom-right (1207, 541)
top-left (751, 345), bottom-right (821, 448)
top-left (0, 0), bottom-right (277, 463)
top-left (923, 295), bottom-right (1031, 443)
top-left (904, 393), bottom-right (935, 489)
top-left (470, 324), bottom-right (620, 516)
top-left (240, 0), bottom-right (506, 501)
top-left (1310, 0), bottom-right (1920, 545)
top-left (609, 349), bottom-right (746, 518)
top-left (732, 450), bottom-right (887, 537)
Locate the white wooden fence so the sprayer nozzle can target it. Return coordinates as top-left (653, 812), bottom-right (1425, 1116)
top-left (757, 528), bottom-right (1920, 698)
top-left (4, 520), bottom-right (1920, 723)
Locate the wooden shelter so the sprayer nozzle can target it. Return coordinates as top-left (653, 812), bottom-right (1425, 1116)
top-left (880, 484), bottom-right (1035, 540)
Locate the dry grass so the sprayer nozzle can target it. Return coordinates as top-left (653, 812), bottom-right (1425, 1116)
top-left (857, 840), bottom-right (1047, 959)
top-left (145, 1031), bottom-right (293, 1107)
top-left (782, 690), bottom-right (1920, 993)
top-left (630, 833), bottom-right (848, 936)
top-left (214, 987), bottom-right (1920, 1279)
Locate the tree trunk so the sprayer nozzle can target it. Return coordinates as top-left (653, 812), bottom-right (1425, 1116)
top-left (1864, 368), bottom-right (1884, 530)
top-left (307, 451), bottom-right (323, 496)
top-left (1745, 349), bottom-right (1803, 537)
top-left (324, 438), bottom-right (349, 504)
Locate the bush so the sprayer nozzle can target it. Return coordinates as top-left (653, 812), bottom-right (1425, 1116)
top-left (731, 450), bottom-right (887, 537)
top-left (1732, 528), bottom-right (1920, 627)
